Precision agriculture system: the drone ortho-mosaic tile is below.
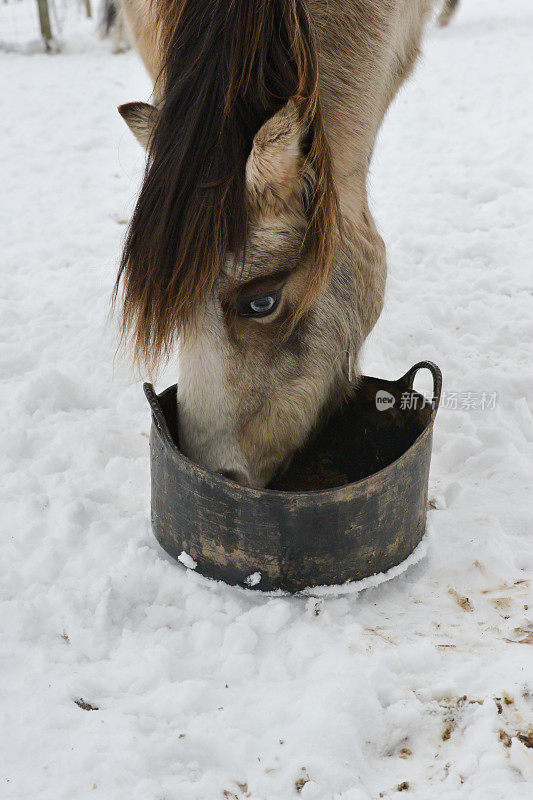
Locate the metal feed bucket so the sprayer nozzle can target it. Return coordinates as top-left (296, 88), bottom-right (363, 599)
top-left (144, 361), bottom-right (441, 592)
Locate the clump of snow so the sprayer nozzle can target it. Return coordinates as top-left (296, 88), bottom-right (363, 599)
top-left (178, 550), bottom-right (197, 570)
top-left (1, 2), bottom-right (532, 798)
top-left (245, 571), bottom-right (262, 587)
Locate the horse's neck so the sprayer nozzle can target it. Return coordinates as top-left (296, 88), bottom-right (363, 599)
top-left (310, 0), bottom-right (432, 220)
top-left (121, 0), bottom-right (162, 84)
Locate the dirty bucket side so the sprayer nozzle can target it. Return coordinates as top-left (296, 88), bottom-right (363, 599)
top-left (276, 424), bottom-right (435, 591)
top-left (147, 404), bottom-right (284, 590)
top-left (264, 361), bottom-right (441, 590)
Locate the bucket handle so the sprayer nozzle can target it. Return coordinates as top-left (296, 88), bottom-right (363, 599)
top-left (398, 361), bottom-right (442, 419)
top-left (143, 382), bottom-right (176, 448)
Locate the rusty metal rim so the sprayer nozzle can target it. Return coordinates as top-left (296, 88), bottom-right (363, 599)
top-left (144, 360), bottom-right (442, 501)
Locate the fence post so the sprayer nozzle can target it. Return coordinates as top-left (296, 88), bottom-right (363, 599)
top-left (84, 0), bottom-right (92, 18)
top-left (36, 0), bottom-right (53, 50)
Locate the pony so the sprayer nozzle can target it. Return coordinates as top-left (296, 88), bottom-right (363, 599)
top-left (99, 0), bottom-right (130, 53)
top-left (438, 0), bottom-right (460, 27)
top-left (115, 0), bottom-right (458, 488)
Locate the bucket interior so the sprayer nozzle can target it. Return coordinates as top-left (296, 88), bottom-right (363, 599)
top-left (156, 377), bottom-right (433, 492)
top-left (271, 379), bottom-right (431, 491)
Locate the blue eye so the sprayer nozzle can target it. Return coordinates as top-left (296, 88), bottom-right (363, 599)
top-left (237, 288), bottom-right (281, 318)
top-left (250, 296), bottom-right (275, 313)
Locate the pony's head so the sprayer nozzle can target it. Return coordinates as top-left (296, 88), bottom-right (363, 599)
top-left (115, 0), bottom-right (383, 487)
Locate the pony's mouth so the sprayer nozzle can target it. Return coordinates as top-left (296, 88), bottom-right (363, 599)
top-left (218, 468), bottom-right (251, 487)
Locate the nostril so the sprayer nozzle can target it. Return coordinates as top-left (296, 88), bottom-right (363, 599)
top-left (219, 469), bottom-right (249, 486)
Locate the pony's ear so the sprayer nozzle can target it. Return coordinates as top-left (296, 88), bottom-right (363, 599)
top-left (118, 102), bottom-right (159, 150)
top-left (246, 102), bottom-right (308, 210)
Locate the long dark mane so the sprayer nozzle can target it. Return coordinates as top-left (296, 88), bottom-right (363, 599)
top-left (115, 0), bottom-right (338, 367)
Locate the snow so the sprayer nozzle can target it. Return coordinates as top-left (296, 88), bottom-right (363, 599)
top-left (1, 3), bottom-right (532, 798)
top-left (245, 572), bottom-right (262, 588)
top-left (178, 551), bottom-right (198, 570)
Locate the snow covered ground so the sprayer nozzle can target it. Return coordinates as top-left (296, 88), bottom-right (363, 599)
top-left (1, 2), bottom-right (532, 798)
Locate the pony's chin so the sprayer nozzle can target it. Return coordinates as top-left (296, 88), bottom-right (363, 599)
top-left (218, 468), bottom-right (253, 488)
